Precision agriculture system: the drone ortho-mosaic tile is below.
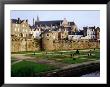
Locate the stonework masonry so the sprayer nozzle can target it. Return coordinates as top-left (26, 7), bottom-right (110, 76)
top-left (11, 37), bottom-right (99, 52)
top-left (53, 40), bottom-right (99, 51)
top-left (11, 38), bottom-right (40, 52)
top-left (42, 39), bottom-right (99, 51)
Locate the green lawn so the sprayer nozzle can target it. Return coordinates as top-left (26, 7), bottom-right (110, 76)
top-left (24, 49), bottom-right (100, 64)
top-left (62, 58), bottom-right (89, 64)
top-left (11, 49), bottom-right (100, 77)
top-left (25, 49), bottom-right (100, 58)
top-left (11, 60), bottom-right (57, 77)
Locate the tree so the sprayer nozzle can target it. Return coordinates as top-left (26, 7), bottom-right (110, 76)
top-left (76, 49), bottom-right (80, 54)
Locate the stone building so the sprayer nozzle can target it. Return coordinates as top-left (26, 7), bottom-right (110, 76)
top-left (58, 31), bottom-right (68, 40)
top-left (32, 17), bottom-right (77, 40)
top-left (11, 18), bottom-right (31, 38)
top-left (83, 27), bottom-right (87, 37)
top-left (30, 28), bottom-right (41, 39)
top-left (68, 35), bottom-right (82, 40)
top-left (68, 31), bottom-right (83, 40)
top-left (82, 26), bottom-right (96, 39)
top-left (95, 27), bottom-right (100, 40)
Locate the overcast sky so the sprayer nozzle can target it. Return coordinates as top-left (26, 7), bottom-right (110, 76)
top-left (11, 10), bottom-right (100, 29)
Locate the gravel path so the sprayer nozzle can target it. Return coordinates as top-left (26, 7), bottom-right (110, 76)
top-left (12, 60), bottom-right (23, 65)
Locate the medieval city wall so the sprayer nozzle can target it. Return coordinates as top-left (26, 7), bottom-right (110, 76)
top-left (11, 38), bottom-right (100, 52)
top-left (11, 38), bottom-right (40, 52)
top-left (53, 40), bottom-right (100, 51)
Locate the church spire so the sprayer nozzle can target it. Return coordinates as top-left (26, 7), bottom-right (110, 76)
top-left (37, 16), bottom-right (40, 22)
top-left (33, 18), bottom-right (35, 26)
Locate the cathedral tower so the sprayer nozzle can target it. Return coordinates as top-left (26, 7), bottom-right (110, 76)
top-left (37, 16), bottom-right (40, 22)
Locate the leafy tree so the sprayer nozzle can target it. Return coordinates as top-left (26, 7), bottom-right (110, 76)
top-left (76, 49), bottom-right (80, 54)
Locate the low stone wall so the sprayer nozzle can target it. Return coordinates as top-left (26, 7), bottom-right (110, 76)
top-left (37, 60), bottom-right (100, 77)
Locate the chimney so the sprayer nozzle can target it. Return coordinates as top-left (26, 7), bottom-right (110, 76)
top-left (18, 18), bottom-right (20, 23)
top-left (26, 19), bottom-right (28, 23)
top-left (94, 26), bottom-right (95, 29)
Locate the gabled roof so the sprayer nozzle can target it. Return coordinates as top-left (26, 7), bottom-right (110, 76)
top-left (77, 31), bottom-right (84, 35)
top-left (69, 22), bottom-right (75, 25)
top-left (29, 25), bottom-right (37, 29)
top-left (41, 29), bottom-right (52, 34)
top-left (11, 19), bottom-right (24, 24)
top-left (96, 27), bottom-right (100, 30)
top-left (68, 31), bottom-right (84, 35)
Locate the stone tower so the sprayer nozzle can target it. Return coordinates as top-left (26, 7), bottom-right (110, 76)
top-left (62, 18), bottom-right (68, 27)
top-left (42, 31), bottom-right (54, 51)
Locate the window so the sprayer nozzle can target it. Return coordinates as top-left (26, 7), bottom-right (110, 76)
top-left (47, 34), bottom-right (49, 36)
top-left (15, 28), bottom-right (16, 31)
top-left (23, 34), bottom-right (25, 37)
top-left (18, 28), bottom-right (19, 32)
top-left (22, 29), bottom-right (24, 32)
top-left (23, 29), bottom-right (25, 32)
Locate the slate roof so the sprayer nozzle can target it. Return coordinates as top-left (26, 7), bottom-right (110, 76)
top-left (89, 26), bottom-right (95, 29)
top-left (69, 22), bottom-right (75, 25)
top-left (77, 30), bottom-right (84, 35)
top-left (83, 26), bottom-right (95, 30)
top-left (11, 19), bottom-right (24, 24)
top-left (35, 20), bottom-right (75, 26)
top-left (35, 20), bottom-right (63, 26)
top-left (68, 31), bottom-right (84, 35)
top-left (83, 27), bottom-right (88, 30)
top-left (29, 25), bottom-right (37, 29)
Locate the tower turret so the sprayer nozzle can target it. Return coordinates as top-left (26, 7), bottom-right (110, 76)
top-left (42, 31), bottom-right (54, 51)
